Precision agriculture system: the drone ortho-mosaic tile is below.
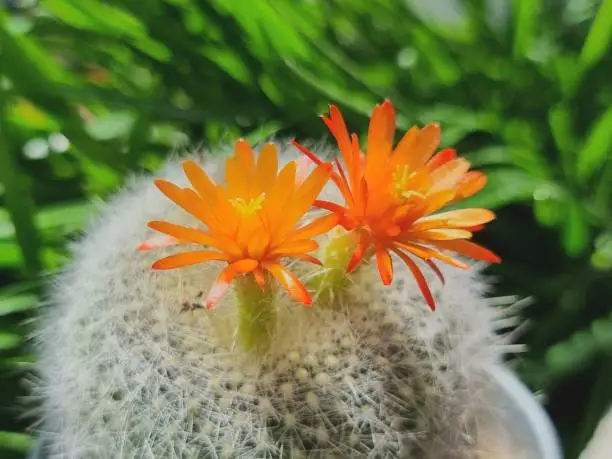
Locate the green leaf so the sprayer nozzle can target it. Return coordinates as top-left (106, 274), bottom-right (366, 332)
top-left (512, 0), bottom-right (543, 58)
top-left (0, 333), bottom-right (22, 351)
top-left (0, 294), bottom-right (38, 316)
top-left (0, 431), bottom-right (32, 453)
top-left (591, 232), bottom-right (612, 270)
top-left (577, 106), bottom-right (612, 183)
top-left (465, 146), bottom-right (513, 167)
top-left (44, 0), bottom-right (146, 38)
top-left (548, 104), bottom-right (576, 176)
top-left (455, 168), bottom-right (544, 209)
top-left (245, 122), bottom-right (282, 145)
top-left (85, 112), bottom-right (136, 141)
top-left (562, 198), bottom-right (590, 256)
top-left (532, 182), bottom-right (568, 227)
top-left (580, 0), bottom-right (612, 70)
top-left (0, 94), bottom-right (42, 276)
top-left (0, 242), bottom-right (23, 268)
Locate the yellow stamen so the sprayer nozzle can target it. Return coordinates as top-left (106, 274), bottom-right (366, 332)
top-left (391, 165), bottom-right (425, 200)
top-left (230, 192), bottom-right (266, 216)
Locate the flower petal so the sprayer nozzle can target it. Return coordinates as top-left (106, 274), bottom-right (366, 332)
top-left (263, 161), bottom-right (296, 232)
top-left (428, 158), bottom-right (471, 193)
top-left (276, 163), bottom-right (332, 236)
top-left (433, 239), bottom-right (501, 263)
top-left (291, 253), bottom-right (323, 266)
top-left (393, 241), bottom-right (469, 269)
top-left (264, 262), bottom-right (312, 305)
top-left (138, 234), bottom-right (180, 252)
top-left (290, 213), bottom-right (339, 241)
top-left (154, 179), bottom-right (212, 226)
top-left (182, 160), bottom-right (217, 199)
top-left (375, 245), bottom-right (393, 285)
top-left (366, 100), bottom-right (396, 182)
top-left (392, 248), bottom-right (436, 311)
top-left (391, 126), bottom-right (420, 168)
top-left (426, 148), bottom-right (456, 172)
top-left (148, 220), bottom-right (224, 250)
top-left (414, 209), bottom-right (496, 230)
top-left (347, 230), bottom-right (371, 273)
top-left (418, 228), bottom-right (473, 240)
top-left (152, 250), bottom-right (229, 270)
top-left (425, 259), bottom-right (445, 284)
top-left (454, 171), bottom-right (487, 200)
top-left (206, 265), bottom-right (238, 309)
top-left (256, 143), bottom-right (279, 193)
top-left (272, 239), bottom-right (319, 257)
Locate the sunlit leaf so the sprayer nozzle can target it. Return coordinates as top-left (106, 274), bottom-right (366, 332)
top-left (512, 0), bottom-right (543, 58)
top-left (562, 198), bottom-right (590, 256)
top-left (580, 0), bottom-right (612, 70)
top-left (0, 431), bottom-right (32, 453)
top-left (0, 294), bottom-right (38, 316)
top-left (0, 333), bottom-right (22, 351)
top-left (577, 106), bottom-right (612, 183)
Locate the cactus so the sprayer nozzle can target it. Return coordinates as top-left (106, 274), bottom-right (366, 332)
top-left (33, 145), bottom-right (521, 458)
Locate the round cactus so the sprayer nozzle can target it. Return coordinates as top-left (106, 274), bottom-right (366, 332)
top-left (33, 145), bottom-right (521, 458)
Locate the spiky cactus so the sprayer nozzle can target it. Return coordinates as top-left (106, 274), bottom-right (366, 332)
top-left (33, 145), bottom-right (521, 458)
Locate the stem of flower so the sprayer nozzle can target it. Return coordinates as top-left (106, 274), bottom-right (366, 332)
top-left (311, 229), bottom-right (359, 308)
top-left (235, 273), bottom-right (277, 353)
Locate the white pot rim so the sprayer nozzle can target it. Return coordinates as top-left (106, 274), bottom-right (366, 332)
top-left (486, 365), bottom-right (563, 459)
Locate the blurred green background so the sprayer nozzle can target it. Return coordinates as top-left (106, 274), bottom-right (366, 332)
top-left (1, 0), bottom-right (611, 457)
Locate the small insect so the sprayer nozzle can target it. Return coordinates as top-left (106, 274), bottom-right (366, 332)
top-left (179, 292), bottom-right (205, 313)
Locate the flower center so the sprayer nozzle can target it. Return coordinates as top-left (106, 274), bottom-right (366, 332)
top-left (391, 165), bottom-right (424, 200)
top-left (230, 192), bottom-right (266, 217)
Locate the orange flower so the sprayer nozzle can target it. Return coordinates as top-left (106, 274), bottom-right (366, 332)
top-left (292, 100), bottom-right (500, 310)
top-left (143, 140), bottom-right (337, 308)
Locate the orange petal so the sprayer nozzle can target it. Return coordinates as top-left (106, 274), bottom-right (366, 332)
top-left (291, 140), bottom-right (323, 166)
top-left (256, 143), bottom-right (279, 194)
top-left (392, 248), bottom-right (436, 311)
top-left (292, 253), bottom-right (323, 266)
top-left (253, 267), bottom-right (267, 290)
top-left (235, 139), bottom-right (256, 192)
top-left (264, 161), bottom-right (296, 233)
top-left (391, 126), bottom-right (421, 169)
top-left (347, 230), bottom-right (371, 273)
top-left (433, 239), bottom-right (501, 263)
top-left (152, 250), bottom-right (229, 270)
top-left (427, 148), bottom-right (456, 172)
top-left (425, 259), bottom-right (445, 284)
top-left (393, 241), bottom-right (469, 269)
top-left (206, 264), bottom-right (238, 308)
top-left (423, 190), bottom-right (456, 215)
top-left (264, 262), bottom-right (312, 305)
top-left (404, 123), bottom-right (441, 171)
top-left (148, 220), bottom-right (228, 251)
top-left (232, 258), bottom-right (259, 273)
top-left (418, 228), bottom-right (473, 240)
top-left (138, 234), bottom-right (180, 252)
top-left (154, 179), bottom-right (212, 226)
top-left (375, 245), bottom-right (393, 285)
top-left (290, 213), bottom-right (339, 241)
top-left (272, 239), bottom-right (318, 257)
top-left (182, 160), bottom-right (217, 199)
top-left (247, 229), bottom-right (270, 259)
top-left (322, 105), bottom-right (352, 170)
top-left (292, 140), bottom-right (354, 205)
top-left (357, 177), bottom-right (369, 217)
top-left (428, 158), bottom-right (471, 193)
top-left (414, 209), bottom-right (496, 230)
top-left (455, 171), bottom-right (487, 200)
top-left (275, 163), bottom-right (332, 237)
top-left (365, 100), bottom-right (396, 182)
